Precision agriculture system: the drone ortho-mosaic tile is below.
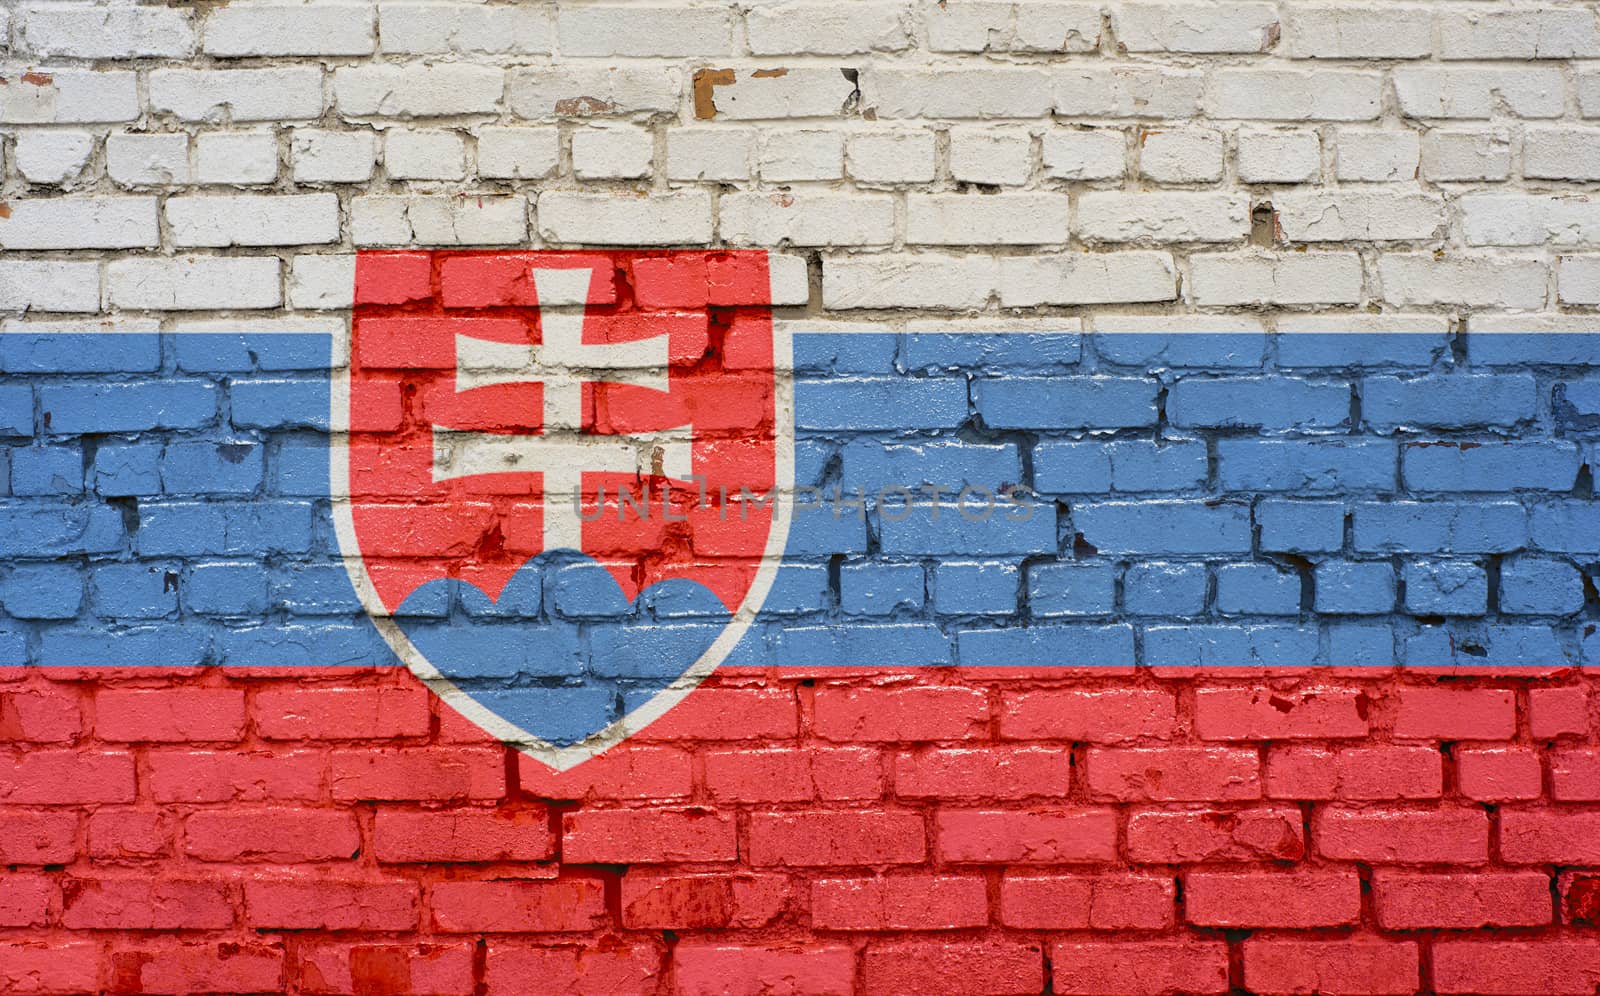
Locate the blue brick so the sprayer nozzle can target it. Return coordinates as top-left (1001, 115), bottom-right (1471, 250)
top-left (1256, 501), bottom-right (1345, 554)
top-left (1328, 623), bottom-right (1396, 666)
top-left (1107, 440), bottom-right (1207, 492)
top-left (797, 378), bottom-right (968, 430)
top-left (760, 563), bottom-right (831, 615)
top-left (0, 628), bottom-right (25, 663)
top-left (932, 561), bottom-right (1018, 616)
top-left (91, 562), bottom-right (179, 619)
top-left (975, 377), bottom-right (1156, 430)
top-left (1143, 624), bottom-right (1318, 666)
top-left (1362, 374), bottom-right (1536, 432)
top-left (160, 441), bottom-right (264, 496)
top-left (1354, 502), bottom-right (1526, 554)
top-left (957, 623), bottom-right (1134, 667)
top-left (270, 441), bottom-right (328, 497)
top-left (1, 564), bottom-right (84, 619)
top-left (231, 378), bottom-right (330, 430)
top-left (899, 333), bottom-right (1081, 374)
top-left (793, 333), bottom-right (900, 375)
top-left (136, 501), bottom-right (314, 556)
top-left (1499, 557), bottom-right (1585, 616)
top-left (40, 381), bottom-right (218, 435)
top-left (1402, 441), bottom-right (1581, 492)
top-left (1408, 625), bottom-right (1574, 667)
top-left (186, 562), bottom-right (270, 616)
top-left (0, 385), bottom-right (33, 436)
top-left (1470, 332), bottom-right (1600, 367)
top-left (174, 332), bottom-right (333, 372)
top-left (547, 562), bottom-right (635, 619)
top-left (1217, 439), bottom-right (1395, 493)
top-left (787, 500), bottom-right (870, 556)
top-left (879, 501), bottom-right (1056, 557)
top-left (214, 624), bottom-right (387, 666)
top-left (841, 440), bottom-right (1022, 493)
top-left (36, 625), bottom-right (209, 666)
top-left (1558, 378), bottom-right (1600, 416)
top-left (93, 443), bottom-right (163, 497)
top-left (0, 502), bottom-right (123, 557)
top-left (839, 561), bottom-right (924, 615)
top-left (1073, 501), bottom-right (1251, 555)
top-left (395, 581), bottom-right (449, 618)
top-left (1169, 377), bottom-right (1349, 431)
top-left (1124, 562), bottom-right (1207, 616)
top-left (1, 333), bottom-right (160, 373)
top-left (639, 580), bottom-right (725, 619)
top-left (458, 571), bottom-right (543, 619)
top-left (591, 623), bottom-right (721, 678)
top-left (406, 623), bottom-right (583, 678)
top-left (1276, 331), bottom-right (1447, 369)
top-left (1032, 442), bottom-right (1110, 494)
top-left (1027, 562), bottom-right (1114, 618)
top-left (1529, 501), bottom-right (1600, 554)
top-left (792, 440), bottom-right (834, 488)
top-left (270, 563), bottom-right (361, 615)
top-left (776, 623), bottom-right (953, 665)
top-left (1215, 564), bottom-right (1300, 616)
top-left (9, 445), bottom-right (83, 495)
top-left (1403, 561), bottom-right (1487, 616)
top-left (1093, 332), bottom-right (1267, 369)
top-left (1313, 562), bottom-right (1395, 615)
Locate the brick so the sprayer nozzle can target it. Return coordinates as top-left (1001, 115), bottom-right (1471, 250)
top-left (1530, 687), bottom-right (1589, 738)
top-left (674, 944), bottom-right (854, 996)
top-left (811, 875), bottom-right (987, 930)
top-left (937, 809), bottom-right (1117, 863)
top-left (1208, 70), bottom-right (1382, 120)
top-left (722, 192), bottom-right (894, 248)
top-left (95, 688), bottom-right (244, 743)
top-left (20, 5), bottom-right (194, 58)
top-left (1000, 689), bottom-right (1175, 742)
top-left (107, 257), bottom-right (281, 310)
top-left (621, 873), bottom-right (788, 930)
top-left (380, 4), bottom-right (551, 55)
top-left (0, 875), bottom-right (52, 927)
top-left (1315, 807), bottom-right (1489, 863)
top-left (431, 879), bottom-right (607, 933)
top-left (62, 879), bottom-right (231, 930)
top-left (374, 809), bottom-right (553, 863)
top-left (862, 939), bottom-right (1043, 995)
top-left (705, 747), bottom-right (882, 802)
top-left (111, 942), bottom-right (284, 995)
top-left (0, 942), bottom-right (99, 995)
top-left (812, 686), bottom-right (987, 741)
top-left (1190, 252), bottom-right (1363, 306)
top-left (564, 809), bottom-right (735, 864)
top-left (0, 687), bottom-right (82, 741)
top-left (1052, 940), bottom-right (1229, 996)
top-left (1242, 938), bottom-right (1419, 996)
top-left (1459, 747), bottom-right (1543, 801)
top-left (1127, 807), bottom-right (1305, 863)
top-left (1078, 192), bottom-right (1248, 243)
top-left (150, 67), bottom-right (323, 122)
top-left (87, 808), bottom-right (170, 860)
top-left (1379, 254), bottom-right (1548, 309)
top-left (1434, 940), bottom-right (1600, 996)
top-left (1374, 870), bottom-right (1551, 929)
top-left (1336, 130), bottom-right (1420, 182)
top-left (538, 192), bottom-right (711, 246)
top-left (1000, 874), bottom-right (1174, 930)
top-left (1502, 810), bottom-right (1600, 864)
top-left (1186, 870), bottom-right (1360, 927)
top-left (297, 943), bottom-right (475, 996)
top-left (485, 942), bottom-right (661, 996)
top-left (245, 878), bottom-right (419, 931)
top-left (185, 808), bottom-right (359, 862)
top-left (907, 193), bottom-right (1069, 246)
top-left (0, 811), bottom-right (77, 864)
top-left (335, 64), bottom-right (504, 118)
top-left (332, 748), bottom-right (506, 802)
top-left (0, 751), bottom-right (135, 804)
top-left (1395, 687), bottom-right (1516, 739)
top-left (204, 4), bottom-right (375, 56)
top-left (1394, 67), bottom-right (1566, 119)
top-left (1440, 9), bottom-right (1600, 60)
top-left (255, 686), bottom-right (431, 740)
top-left (1552, 750), bottom-right (1600, 801)
top-left (0, 197), bottom-right (157, 251)
top-left (1088, 747), bottom-right (1260, 801)
top-left (894, 746), bottom-right (1069, 800)
top-left (950, 127), bottom-right (1032, 185)
top-left (748, 811), bottom-right (924, 866)
top-left (1286, 6), bottom-right (1432, 59)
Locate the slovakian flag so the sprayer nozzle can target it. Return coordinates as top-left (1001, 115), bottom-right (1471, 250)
top-left (6, 249), bottom-right (1594, 769)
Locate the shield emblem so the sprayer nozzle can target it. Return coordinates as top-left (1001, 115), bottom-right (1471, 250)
top-left (332, 250), bottom-right (792, 769)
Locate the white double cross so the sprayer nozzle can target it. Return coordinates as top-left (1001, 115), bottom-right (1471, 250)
top-left (431, 267), bottom-right (693, 554)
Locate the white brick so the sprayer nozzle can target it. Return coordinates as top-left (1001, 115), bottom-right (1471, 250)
top-left (150, 68), bottom-right (324, 123)
top-left (1583, 74), bottom-right (1600, 119)
top-left (335, 65), bottom-right (503, 118)
top-left (0, 260), bottom-right (101, 312)
top-left (1439, 10), bottom-right (1600, 60)
top-left (906, 193), bottom-right (1069, 246)
top-left (1393, 69), bottom-right (1565, 120)
top-left (863, 67), bottom-right (1053, 119)
top-left (13, 130), bottom-right (93, 185)
top-left (1207, 70), bottom-right (1382, 121)
top-left (846, 131), bottom-right (936, 184)
top-left (1042, 130), bottom-right (1126, 180)
top-left (759, 131), bottom-right (844, 182)
top-left (1274, 192), bottom-right (1445, 243)
top-left (748, 2), bottom-right (911, 55)
top-left (1524, 129), bottom-right (1600, 181)
top-left (203, 4), bottom-right (374, 56)
top-left (1335, 131), bottom-right (1419, 183)
top-left (1285, 7), bottom-right (1433, 59)
top-left (721, 192), bottom-right (894, 247)
top-left (571, 127), bottom-right (654, 181)
top-left (1236, 131), bottom-right (1320, 184)
top-left (166, 194), bottom-right (340, 248)
top-left (704, 68), bottom-right (857, 121)
top-left (1190, 252), bottom-right (1364, 306)
top-left (822, 253), bottom-right (998, 310)
top-left (1055, 69), bottom-right (1204, 119)
top-left (1559, 257), bottom-right (1600, 306)
top-left (768, 254), bottom-right (811, 306)
top-left (1014, 2), bottom-right (1105, 51)
top-left (0, 70), bottom-right (138, 124)
top-left (558, 4), bottom-right (730, 57)
top-left (0, 197), bottom-right (157, 250)
top-left (1378, 254), bottom-right (1547, 310)
top-left (1140, 129), bottom-right (1223, 183)
top-left (476, 128), bottom-right (560, 180)
top-left (385, 130), bottom-right (467, 181)
top-left (379, 4), bottom-right (552, 55)
top-left (108, 257), bottom-right (282, 311)
top-left (1469, 315), bottom-right (1600, 334)
top-left (20, 5), bottom-right (193, 58)
top-left (1114, 2), bottom-right (1280, 54)
top-left (106, 134), bottom-right (190, 187)
top-left (927, 1), bottom-right (1101, 53)
top-left (292, 130), bottom-right (378, 184)
top-left (1277, 315), bottom-right (1448, 334)
top-left (352, 195), bottom-right (528, 246)
top-left (509, 67), bottom-right (680, 121)
top-left (667, 128), bottom-right (754, 182)
top-left (1097, 315), bottom-right (1264, 333)
top-left (289, 255), bottom-right (357, 310)
top-left (1078, 193), bottom-right (1248, 244)
top-left (998, 253), bottom-right (1178, 306)
top-left (195, 133), bottom-right (278, 185)
top-left (2, 318), bottom-right (160, 334)
top-left (538, 192), bottom-right (712, 247)
top-left (1461, 194), bottom-right (1600, 248)
top-left (1421, 130), bottom-right (1511, 182)
top-left (949, 128), bottom-right (1032, 186)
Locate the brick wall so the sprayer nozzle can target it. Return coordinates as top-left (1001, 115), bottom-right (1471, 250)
top-left (4, 3), bottom-right (1600, 994)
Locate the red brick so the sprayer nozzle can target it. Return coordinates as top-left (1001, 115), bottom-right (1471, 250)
top-left (936, 808), bottom-right (1118, 863)
top-left (893, 746), bottom-right (1071, 800)
top-left (1264, 746), bottom-right (1338, 799)
top-left (1500, 809), bottom-right (1600, 864)
top-left (811, 686), bottom-right (987, 741)
top-left (0, 750), bottom-right (134, 803)
top-left (1000, 873), bottom-right (1174, 929)
top-left (245, 878), bottom-right (419, 930)
top-left (621, 872), bottom-right (789, 929)
top-left (810, 874), bottom-right (987, 930)
top-left (1194, 686), bottom-right (1369, 740)
top-left (1459, 747), bottom-right (1543, 800)
top-left (673, 944), bottom-right (854, 996)
top-left (1051, 940), bottom-right (1229, 996)
top-left (0, 687), bottom-right (82, 742)
top-left (518, 745), bottom-right (692, 801)
top-left (1394, 687), bottom-right (1515, 739)
top-left (1242, 937), bottom-right (1419, 996)
top-left (1314, 807), bottom-right (1489, 863)
top-left (255, 686), bottom-right (431, 740)
top-left (1333, 745), bottom-right (1443, 799)
top-left (631, 687), bottom-right (798, 741)
top-left (484, 942), bottom-right (661, 996)
top-left (1434, 939), bottom-right (1600, 995)
top-left (108, 942), bottom-right (284, 995)
top-left (1086, 747), bottom-right (1261, 801)
top-left (1373, 870), bottom-right (1551, 929)
top-left (1185, 870), bottom-right (1361, 927)
top-left (431, 879), bottom-right (608, 933)
top-left (331, 748), bottom-right (505, 801)
top-left (704, 747), bottom-right (882, 802)
top-left (1560, 870), bottom-right (1600, 925)
top-left (61, 878), bottom-right (232, 930)
top-left (95, 688), bottom-right (244, 742)
top-left (1126, 807), bottom-right (1304, 863)
top-left (0, 875), bottom-right (54, 927)
top-left (0, 941), bottom-right (100, 994)
top-left (146, 749), bottom-right (325, 803)
top-left (1551, 749), bottom-right (1600, 800)
top-left (563, 808), bottom-right (736, 864)
top-left (355, 251), bottom-right (433, 304)
top-left (1530, 686), bottom-right (1589, 738)
top-left (297, 943), bottom-right (474, 996)
top-left (183, 808), bottom-right (360, 862)
top-left (861, 939), bottom-right (1043, 995)
top-left (87, 809), bottom-right (171, 859)
top-left (999, 689), bottom-right (1176, 742)
top-left (0, 811), bottom-right (78, 864)
top-left (373, 808), bottom-right (553, 863)
top-left (747, 810), bottom-right (924, 866)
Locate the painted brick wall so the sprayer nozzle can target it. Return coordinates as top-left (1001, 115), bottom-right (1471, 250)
top-left (4, 3), bottom-right (1600, 994)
